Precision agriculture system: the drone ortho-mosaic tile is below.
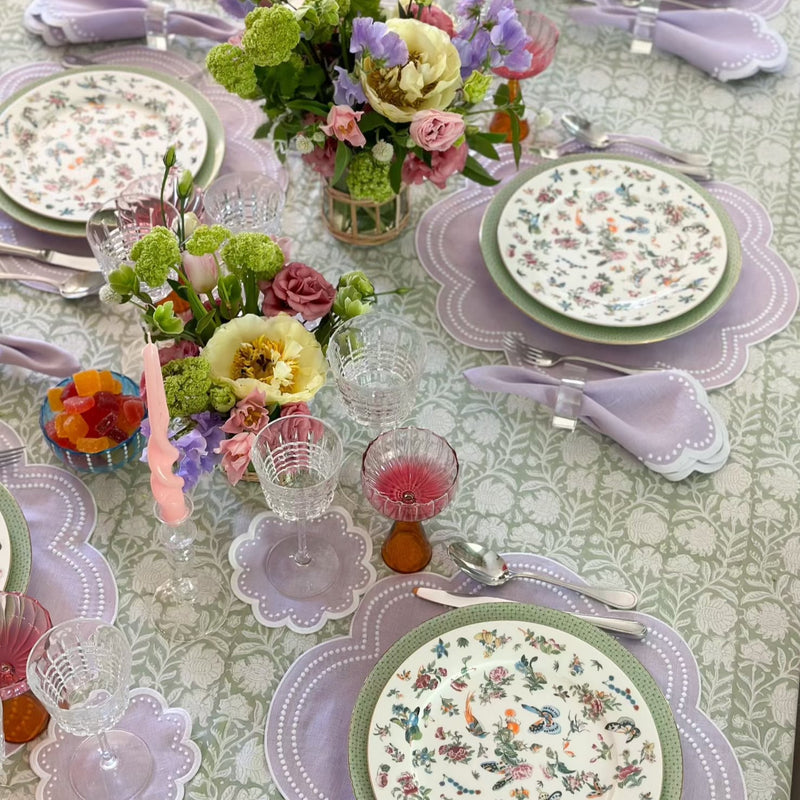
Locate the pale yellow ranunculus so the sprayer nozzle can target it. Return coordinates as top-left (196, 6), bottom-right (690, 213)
top-left (203, 313), bottom-right (326, 404)
top-left (359, 19), bottom-right (461, 123)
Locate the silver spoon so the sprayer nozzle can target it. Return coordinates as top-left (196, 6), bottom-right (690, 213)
top-left (448, 541), bottom-right (639, 610)
top-left (561, 113), bottom-right (712, 167)
top-left (0, 271), bottom-right (105, 299)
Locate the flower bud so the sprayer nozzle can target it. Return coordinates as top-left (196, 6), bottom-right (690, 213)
top-left (162, 145), bottom-right (177, 168)
top-left (177, 169), bottom-right (194, 200)
top-left (182, 251), bottom-right (219, 294)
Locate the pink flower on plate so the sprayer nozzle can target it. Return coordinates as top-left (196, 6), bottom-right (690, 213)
top-left (222, 389), bottom-right (271, 435)
top-left (409, 109), bottom-right (465, 152)
top-left (217, 431), bottom-right (254, 485)
top-left (261, 262), bottom-right (336, 321)
top-left (321, 105), bottom-right (366, 147)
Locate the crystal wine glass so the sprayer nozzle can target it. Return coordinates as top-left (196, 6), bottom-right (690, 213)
top-left (489, 11), bottom-right (560, 142)
top-left (361, 427), bottom-right (459, 573)
top-left (202, 171), bottom-right (286, 236)
top-left (326, 313), bottom-right (427, 484)
top-left (26, 619), bottom-right (154, 800)
top-left (250, 415), bottom-right (344, 599)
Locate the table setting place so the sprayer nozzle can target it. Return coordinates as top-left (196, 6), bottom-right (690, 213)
top-left (0, 0), bottom-right (798, 799)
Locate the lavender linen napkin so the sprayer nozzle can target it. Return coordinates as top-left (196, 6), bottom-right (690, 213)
top-left (569, 5), bottom-right (788, 81)
top-left (464, 365), bottom-right (729, 480)
top-left (0, 335), bottom-right (81, 377)
top-left (24, 0), bottom-right (240, 46)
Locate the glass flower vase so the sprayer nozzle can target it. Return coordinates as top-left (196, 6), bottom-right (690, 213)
top-left (320, 179), bottom-right (411, 246)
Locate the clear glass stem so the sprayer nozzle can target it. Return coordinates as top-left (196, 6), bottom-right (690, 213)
top-left (292, 521), bottom-right (311, 567)
top-left (96, 731), bottom-right (119, 771)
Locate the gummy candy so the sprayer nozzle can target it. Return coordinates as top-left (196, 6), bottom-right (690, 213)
top-left (47, 388), bottom-right (64, 412)
top-left (73, 370), bottom-right (103, 397)
top-left (63, 395), bottom-right (95, 415)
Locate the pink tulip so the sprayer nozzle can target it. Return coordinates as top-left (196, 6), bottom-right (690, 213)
top-left (182, 251), bottom-right (219, 294)
top-left (321, 105), bottom-right (367, 147)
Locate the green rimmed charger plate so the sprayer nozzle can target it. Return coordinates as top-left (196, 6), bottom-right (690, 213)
top-left (0, 65), bottom-right (226, 238)
top-left (479, 153), bottom-right (742, 345)
top-left (0, 483), bottom-right (32, 593)
top-left (349, 603), bottom-right (683, 800)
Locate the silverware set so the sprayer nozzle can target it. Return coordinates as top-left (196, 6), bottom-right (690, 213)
top-left (502, 332), bottom-right (656, 376)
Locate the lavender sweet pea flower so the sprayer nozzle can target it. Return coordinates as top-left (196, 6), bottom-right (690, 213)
top-left (455, 0), bottom-right (483, 19)
top-left (333, 66), bottom-right (367, 105)
top-left (454, 28), bottom-right (490, 77)
top-left (350, 18), bottom-right (408, 67)
top-left (218, 0), bottom-right (255, 19)
top-left (192, 412), bottom-right (227, 472)
top-left (490, 7), bottom-right (532, 72)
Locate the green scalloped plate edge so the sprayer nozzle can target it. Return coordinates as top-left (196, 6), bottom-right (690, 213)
top-left (0, 483), bottom-right (32, 593)
top-left (348, 603), bottom-right (683, 800)
top-left (479, 153), bottom-right (742, 346)
top-left (0, 64), bottom-right (226, 238)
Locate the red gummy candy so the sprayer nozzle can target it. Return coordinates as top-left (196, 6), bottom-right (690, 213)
top-left (106, 427), bottom-right (130, 444)
top-left (63, 395), bottom-right (95, 415)
top-left (60, 381), bottom-right (78, 401)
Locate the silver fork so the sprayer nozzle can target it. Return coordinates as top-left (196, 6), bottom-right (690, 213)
top-left (503, 333), bottom-right (658, 375)
top-left (0, 446), bottom-right (24, 469)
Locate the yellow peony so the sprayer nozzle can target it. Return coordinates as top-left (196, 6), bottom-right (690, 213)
top-left (359, 18), bottom-right (461, 123)
top-left (202, 313), bottom-right (326, 404)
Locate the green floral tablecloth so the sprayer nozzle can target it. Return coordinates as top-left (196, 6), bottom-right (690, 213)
top-left (1, 1), bottom-right (799, 798)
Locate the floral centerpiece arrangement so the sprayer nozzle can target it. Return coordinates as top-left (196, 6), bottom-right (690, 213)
top-left (102, 149), bottom-right (402, 486)
top-left (209, 0), bottom-right (537, 241)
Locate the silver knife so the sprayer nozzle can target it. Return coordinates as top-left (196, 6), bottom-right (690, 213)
top-left (413, 587), bottom-right (648, 639)
top-left (0, 242), bottom-right (101, 273)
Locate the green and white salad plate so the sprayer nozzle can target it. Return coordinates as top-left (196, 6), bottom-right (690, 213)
top-left (0, 483), bottom-right (32, 593)
top-left (480, 154), bottom-right (742, 345)
top-left (349, 604), bottom-right (682, 799)
top-left (0, 65), bottom-right (225, 237)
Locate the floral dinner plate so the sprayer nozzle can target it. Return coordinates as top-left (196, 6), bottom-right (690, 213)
top-left (496, 156), bottom-right (728, 327)
top-left (0, 67), bottom-right (210, 224)
top-left (0, 482), bottom-right (32, 593)
top-left (349, 603), bottom-right (682, 800)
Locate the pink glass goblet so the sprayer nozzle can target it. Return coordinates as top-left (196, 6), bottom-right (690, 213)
top-left (0, 592), bottom-right (52, 744)
top-left (361, 427), bottom-right (459, 574)
top-left (490, 11), bottom-right (560, 142)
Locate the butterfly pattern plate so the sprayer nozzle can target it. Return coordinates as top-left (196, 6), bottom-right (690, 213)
top-left (496, 156), bottom-right (728, 327)
top-left (351, 604), bottom-right (683, 800)
top-left (0, 68), bottom-right (209, 223)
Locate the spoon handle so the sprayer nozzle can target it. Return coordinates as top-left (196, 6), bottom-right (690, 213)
top-left (611, 134), bottom-right (712, 167)
top-left (0, 273), bottom-right (60, 288)
top-left (510, 571), bottom-right (639, 609)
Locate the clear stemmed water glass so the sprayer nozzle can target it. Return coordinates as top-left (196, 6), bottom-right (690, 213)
top-left (362, 427), bottom-right (459, 573)
top-left (250, 415), bottom-right (344, 599)
top-left (326, 313), bottom-right (427, 483)
top-left (26, 619), bottom-right (154, 800)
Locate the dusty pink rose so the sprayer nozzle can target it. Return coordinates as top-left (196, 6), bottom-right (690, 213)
top-left (402, 142), bottom-right (468, 190)
top-left (409, 110), bottom-right (465, 152)
top-left (182, 251), bottom-right (218, 294)
top-left (217, 432), bottom-right (253, 485)
top-left (221, 389), bottom-right (271, 434)
top-left (261, 262), bottom-right (336, 320)
top-left (278, 406), bottom-right (324, 443)
top-left (302, 136), bottom-right (338, 178)
top-left (407, 2), bottom-right (455, 36)
top-left (321, 105), bottom-right (366, 147)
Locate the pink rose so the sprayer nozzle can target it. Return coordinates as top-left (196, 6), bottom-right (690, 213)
top-left (222, 389), bottom-right (271, 435)
top-left (407, 2), bottom-right (455, 36)
top-left (301, 136), bottom-right (338, 179)
top-left (182, 251), bottom-right (218, 294)
top-left (261, 262), bottom-right (336, 321)
top-left (320, 105), bottom-right (366, 147)
top-left (217, 432), bottom-right (254, 485)
top-left (278, 406), bottom-right (324, 443)
top-left (402, 142), bottom-right (468, 190)
top-left (409, 110), bottom-right (465, 152)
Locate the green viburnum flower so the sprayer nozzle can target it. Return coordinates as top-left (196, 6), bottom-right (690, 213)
top-left (186, 225), bottom-right (231, 256)
top-left (243, 6), bottom-right (301, 67)
top-left (130, 226), bottom-right (180, 287)
top-left (338, 271), bottom-right (374, 296)
top-left (463, 70), bottom-right (493, 104)
top-left (205, 44), bottom-right (260, 99)
top-left (152, 302), bottom-right (184, 336)
top-left (333, 286), bottom-right (373, 319)
top-left (162, 357), bottom-right (213, 417)
top-left (221, 233), bottom-right (285, 279)
top-left (209, 380), bottom-right (237, 414)
top-left (345, 152), bottom-right (394, 203)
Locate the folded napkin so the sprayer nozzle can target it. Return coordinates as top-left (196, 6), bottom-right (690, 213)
top-left (464, 365), bottom-right (729, 480)
top-left (569, 5), bottom-right (788, 81)
top-left (0, 335), bottom-right (81, 377)
top-left (25, 0), bottom-right (240, 46)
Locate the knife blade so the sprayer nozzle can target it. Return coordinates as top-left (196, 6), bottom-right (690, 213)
top-left (0, 242), bottom-right (101, 273)
top-left (412, 587), bottom-right (648, 639)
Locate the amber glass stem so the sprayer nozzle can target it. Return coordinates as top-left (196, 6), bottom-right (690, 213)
top-left (381, 520), bottom-right (433, 574)
top-left (489, 79), bottom-right (530, 143)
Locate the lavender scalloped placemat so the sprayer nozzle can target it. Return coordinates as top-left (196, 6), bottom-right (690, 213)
top-left (228, 506), bottom-right (377, 634)
top-left (416, 145), bottom-right (797, 390)
top-left (265, 554), bottom-right (744, 800)
top-left (30, 687), bottom-right (201, 800)
top-left (0, 46), bottom-right (287, 288)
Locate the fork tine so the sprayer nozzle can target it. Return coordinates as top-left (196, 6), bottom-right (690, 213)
top-left (502, 334), bottom-right (544, 366)
top-left (0, 446), bottom-right (24, 468)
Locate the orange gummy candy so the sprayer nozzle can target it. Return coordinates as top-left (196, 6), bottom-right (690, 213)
top-left (98, 371), bottom-right (116, 392)
top-left (76, 436), bottom-right (115, 453)
top-left (110, 378), bottom-right (123, 394)
top-left (60, 413), bottom-right (89, 445)
top-left (47, 387), bottom-right (65, 412)
top-left (73, 370), bottom-right (102, 397)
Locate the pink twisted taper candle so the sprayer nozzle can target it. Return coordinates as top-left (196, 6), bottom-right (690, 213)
top-left (143, 337), bottom-right (188, 525)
